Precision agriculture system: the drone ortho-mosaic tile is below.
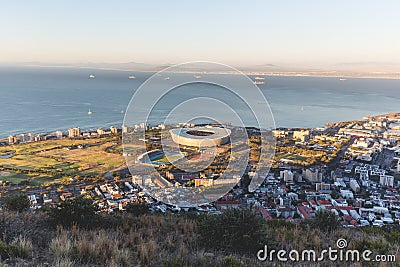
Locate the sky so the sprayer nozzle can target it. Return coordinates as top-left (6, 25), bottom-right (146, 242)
top-left (1, 1), bottom-right (400, 68)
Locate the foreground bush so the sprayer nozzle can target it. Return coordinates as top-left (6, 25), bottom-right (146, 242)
top-left (0, 208), bottom-right (399, 266)
top-left (198, 208), bottom-right (267, 254)
top-left (0, 235), bottom-right (32, 260)
top-left (47, 197), bottom-right (98, 228)
top-left (125, 202), bottom-right (150, 216)
top-left (0, 194), bottom-right (30, 212)
top-left (310, 209), bottom-right (340, 233)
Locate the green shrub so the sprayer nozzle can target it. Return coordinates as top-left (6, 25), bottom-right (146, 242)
top-left (10, 235), bottom-right (32, 258)
top-left (47, 196), bottom-right (98, 228)
top-left (310, 209), bottom-right (339, 233)
top-left (221, 255), bottom-right (245, 267)
top-left (198, 208), bottom-right (267, 254)
top-left (0, 239), bottom-right (31, 259)
top-left (1, 194), bottom-right (30, 212)
top-left (125, 202), bottom-right (150, 216)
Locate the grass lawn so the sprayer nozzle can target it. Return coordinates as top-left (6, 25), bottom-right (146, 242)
top-left (0, 136), bottom-right (125, 185)
top-left (0, 171), bottom-right (58, 186)
top-left (0, 137), bottom-right (117, 154)
top-left (28, 175), bottom-right (62, 186)
top-left (275, 152), bottom-right (307, 162)
top-left (38, 142), bottom-right (125, 176)
top-left (0, 154), bottom-right (80, 173)
top-left (153, 153), bottom-right (183, 163)
top-left (0, 171), bottom-right (29, 184)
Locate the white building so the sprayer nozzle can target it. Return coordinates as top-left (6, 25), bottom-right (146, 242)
top-left (380, 175), bottom-right (394, 187)
top-left (110, 126), bottom-right (118, 134)
top-left (340, 189), bottom-right (354, 199)
top-left (350, 179), bottom-right (360, 193)
top-left (272, 130), bottom-right (287, 138)
top-left (303, 168), bottom-right (322, 183)
top-left (293, 130), bottom-right (309, 142)
top-left (68, 127), bottom-right (81, 138)
top-left (20, 133), bottom-right (33, 143)
top-left (280, 170), bottom-right (294, 183)
top-left (354, 138), bottom-right (370, 149)
top-left (56, 131), bottom-right (63, 139)
top-left (316, 183), bottom-right (331, 191)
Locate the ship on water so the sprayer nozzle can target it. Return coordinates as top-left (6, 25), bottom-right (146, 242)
top-left (89, 74), bottom-right (95, 79)
top-left (254, 76), bottom-right (265, 80)
top-left (128, 75), bottom-right (136, 79)
top-left (88, 108), bottom-right (92, 115)
top-left (253, 81), bottom-right (265, 85)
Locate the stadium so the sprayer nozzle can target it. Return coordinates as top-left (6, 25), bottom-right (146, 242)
top-left (169, 127), bottom-right (231, 147)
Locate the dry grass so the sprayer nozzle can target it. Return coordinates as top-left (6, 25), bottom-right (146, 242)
top-left (49, 231), bottom-right (73, 260)
top-left (137, 239), bottom-right (158, 265)
top-left (37, 142), bottom-right (125, 176)
top-left (43, 214), bottom-right (202, 266)
top-left (53, 257), bottom-right (76, 267)
top-left (1, 211), bottom-right (399, 266)
top-left (10, 235), bottom-right (32, 259)
top-left (0, 137), bottom-right (122, 186)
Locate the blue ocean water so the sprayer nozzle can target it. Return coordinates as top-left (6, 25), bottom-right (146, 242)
top-left (0, 66), bottom-right (399, 138)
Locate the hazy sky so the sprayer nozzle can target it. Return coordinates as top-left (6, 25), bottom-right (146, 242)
top-left (1, 1), bottom-right (400, 67)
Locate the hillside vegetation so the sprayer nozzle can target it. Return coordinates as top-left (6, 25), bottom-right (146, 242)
top-left (0, 199), bottom-right (398, 266)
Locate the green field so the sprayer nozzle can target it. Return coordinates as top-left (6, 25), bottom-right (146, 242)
top-left (0, 138), bottom-right (107, 154)
top-left (0, 171), bottom-right (29, 184)
top-left (0, 136), bottom-right (125, 186)
top-left (0, 171), bottom-right (59, 186)
top-left (275, 152), bottom-right (307, 162)
top-left (38, 142), bottom-right (125, 175)
top-left (152, 153), bottom-right (183, 163)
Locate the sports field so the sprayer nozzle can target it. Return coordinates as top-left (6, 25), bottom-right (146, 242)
top-left (0, 137), bottom-right (125, 186)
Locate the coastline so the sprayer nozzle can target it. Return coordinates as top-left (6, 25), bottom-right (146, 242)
top-left (2, 63), bottom-right (400, 80)
top-left (2, 111), bottom-right (399, 144)
top-left (0, 122), bottom-right (123, 142)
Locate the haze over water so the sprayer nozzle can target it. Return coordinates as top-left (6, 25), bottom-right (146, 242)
top-left (0, 66), bottom-right (399, 138)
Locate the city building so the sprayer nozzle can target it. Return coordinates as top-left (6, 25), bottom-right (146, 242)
top-left (380, 175), bottom-right (394, 187)
top-left (56, 131), bottom-right (63, 139)
top-left (194, 179), bottom-right (214, 187)
top-left (68, 127), bottom-right (81, 138)
top-left (97, 128), bottom-right (111, 136)
top-left (110, 126), bottom-right (118, 134)
top-left (316, 183), bottom-right (331, 191)
top-left (350, 179), bottom-right (360, 193)
top-left (34, 134), bottom-right (44, 142)
top-left (8, 135), bottom-right (19, 144)
top-left (280, 170), bottom-right (294, 183)
top-left (293, 130), bottom-right (310, 142)
top-left (303, 168), bottom-right (322, 183)
top-left (19, 133), bottom-right (32, 143)
top-left (272, 130), bottom-right (287, 138)
top-left (339, 189), bottom-right (354, 199)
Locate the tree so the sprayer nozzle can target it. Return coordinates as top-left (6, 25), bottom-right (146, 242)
top-left (311, 209), bottom-right (340, 233)
top-left (331, 189), bottom-right (339, 199)
top-left (198, 208), bottom-right (267, 254)
top-left (1, 194), bottom-right (30, 212)
top-left (125, 202), bottom-right (150, 216)
top-left (48, 196), bottom-right (98, 228)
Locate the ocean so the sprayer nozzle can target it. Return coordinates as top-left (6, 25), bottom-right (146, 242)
top-left (0, 66), bottom-right (399, 138)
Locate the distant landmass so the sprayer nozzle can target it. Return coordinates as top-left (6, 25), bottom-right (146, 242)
top-left (2, 61), bottom-right (400, 79)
